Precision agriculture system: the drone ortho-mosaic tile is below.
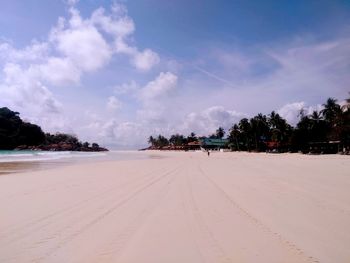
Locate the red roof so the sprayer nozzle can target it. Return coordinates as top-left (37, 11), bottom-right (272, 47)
top-left (187, 141), bottom-right (200, 146)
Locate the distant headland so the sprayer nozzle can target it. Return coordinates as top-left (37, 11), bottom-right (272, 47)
top-left (0, 107), bottom-right (108, 152)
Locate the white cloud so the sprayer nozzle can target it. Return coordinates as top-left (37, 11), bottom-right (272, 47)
top-left (107, 96), bottom-right (122, 111)
top-left (113, 80), bottom-right (139, 95)
top-left (1, 63), bottom-right (60, 113)
top-left (91, 7), bottom-right (134, 38)
top-left (50, 18), bottom-right (112, 72)
top-left (278, 102), bottom-right (324, 126)
top-left (0, 41), bottom-right (49, 62)
top-left (66, 0), bottom-right (79, 6)
top-left (99, 119), bottom-right (118, 139)
top-left (114, 39), bottom-right (160, 71)
top-left (140, 72), bottom-right (178, 101)
top-left (40, 57), bottom-right (80, 85)
top-left (86, 119), bottom-right (147, 148)
top-left (277, 102), bottom-right (305, 126)
top-left (0, 1), bottom-right (159, 139)
top-left (0, 62), bottom-right (64, 133)
top-left (91, 4), bottom-right (159, 71)
top-left (131, 49), bottom-right (160, 71)
top-left (1, 1), bottom-right (348, 149)
top-left (73, 35), bottom-right (350, 147)
top-left (182, 106), bottom-right (246, 136)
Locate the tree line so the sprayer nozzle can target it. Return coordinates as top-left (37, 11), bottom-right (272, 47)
top-left (148, 96), bottom-right (350, 153)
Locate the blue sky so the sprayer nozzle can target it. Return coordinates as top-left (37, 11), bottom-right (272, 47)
top-left (0, 0), bottom-right (349, 148)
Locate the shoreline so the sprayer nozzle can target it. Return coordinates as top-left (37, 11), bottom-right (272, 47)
top-left (0, 150), bottom-right (348, 176)
top-left (0, 150), bottom-right (163, 175)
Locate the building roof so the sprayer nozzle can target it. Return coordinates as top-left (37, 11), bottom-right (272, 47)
top-left (187, 141), bottom-right (201, 146)
top-left (200, 138), bottom-right (229, 146)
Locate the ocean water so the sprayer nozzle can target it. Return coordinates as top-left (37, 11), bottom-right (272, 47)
top-left (0, 150), bottom-right (156, 174)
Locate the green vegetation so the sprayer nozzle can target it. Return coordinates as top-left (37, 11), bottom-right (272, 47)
top-left (0, 107), bottom-right (45, 149)
top-left (0, 107), bottom-right (107, 151)
top-left (148, 96), bottom-right (350, 154)
top-left (148, 133), bottom-right (200, 149)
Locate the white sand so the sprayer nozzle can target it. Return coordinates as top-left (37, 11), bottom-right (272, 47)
top-left (0, 152), bottom-right (349, 263)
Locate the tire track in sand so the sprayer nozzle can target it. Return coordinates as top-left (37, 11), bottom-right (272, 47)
top-left (180, 160), bottom-right (232, 263)
top-left (0, 166), bottom-right (167, 244)
top-left (93, 166), bottom-right (179, 263)
top-left (197, 160), bottom-right (319, 263)
top-left (31, 166), bottom-right (181, 263)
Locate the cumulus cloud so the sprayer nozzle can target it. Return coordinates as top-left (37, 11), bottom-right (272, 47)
top-left (91, 4), bottom-right (159, 71)
top-left (0, 1), bottom-right (159, 136)
top-left (131, 49), bottom-right (160, 71)
top-left (113, 80), bottom-right (139, 95)
top-left (106, 96), bottom-right (122, 111)
top-left (0, 41), bottom-right (49, 62)
top-left (182, 106), bottom-right (246, 136)
top-left (1, 63), bottom-right (61, 114)
top-left (40, 57), bottom-right (81, 85)
top-left (91, 6), bottom-right (134, 38)
top-left (66, 0), bottom-right (79, 6)
top-left (87, 72), bottom-right (180, 147)
top-left (1, 1), bottom-right (348, 149)
top-left (84, 119), bottom-right (147, 148)
top-left (140, 72), bottom-right (178, 102)
top-left (50, 13), bottom-right (112, 72)
top-left (77, 35), bottom-right (350, 147)
top-left (134, 72), bottom-right (179, 127)
top-left (0, 62), bottom-right (64, 132)
top-left (277, 102), bottom-right (305, 126)
top-left (278, 102), bottom-right (324, 126)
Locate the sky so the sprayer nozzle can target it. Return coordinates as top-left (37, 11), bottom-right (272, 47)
top-left (0, 0), bottom-right (349, 148)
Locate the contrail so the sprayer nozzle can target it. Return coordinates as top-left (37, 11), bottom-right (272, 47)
top-left (193, 66), bottom-right (239, 89)
top-left (149, 45), bottom-right (239, 89)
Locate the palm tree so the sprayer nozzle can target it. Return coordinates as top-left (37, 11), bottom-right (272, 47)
top-left (239, 118), bottom-right (251, 150)
top-left (169, 134), bottom-right (185, 146)
top-left (268, 111), bottom-right (280, 129)
top-left (187, 132), bottom-right (198, 143)
top-left (157, 135), bottom-right (169, 148)
top-left (148, 136), bottom-right (155, 146)
top-left (310, 110), bottom-right (322, 121)
top-left (268, 111), bottom-right (290, 143)
top-left (250, 113), bottom-right (270, 151)
top-left (309, 110), bottom-right (328, 142)
top-left (228, 124), bottom-right (240, 151)
top-left (293, 115), bottom-right (312, 151)
top-left (215, 127), bottom-right (225, 139)
top-left (321, 98), bottom-right (341, 124)
top-left (320, 97), bottom-right (345, 144)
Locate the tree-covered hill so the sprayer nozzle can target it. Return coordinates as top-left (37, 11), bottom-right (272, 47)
top-left (0, 107), bottom-right (107, 151)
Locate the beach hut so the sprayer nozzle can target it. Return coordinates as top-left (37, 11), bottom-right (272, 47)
top-left (308, 141), bottom-right (341, 154)
top-left (186, 141), bottom-right (201, 150)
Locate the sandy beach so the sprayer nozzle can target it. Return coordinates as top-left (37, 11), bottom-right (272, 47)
top-left (0, 152), bottom-right (349, 263)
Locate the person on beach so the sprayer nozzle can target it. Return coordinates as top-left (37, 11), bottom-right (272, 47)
top-left (207, 151), bottom-right (210, 157)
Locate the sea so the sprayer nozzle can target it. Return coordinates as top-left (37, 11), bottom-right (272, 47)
top-left (0, 150), bottom-right (157, 175)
